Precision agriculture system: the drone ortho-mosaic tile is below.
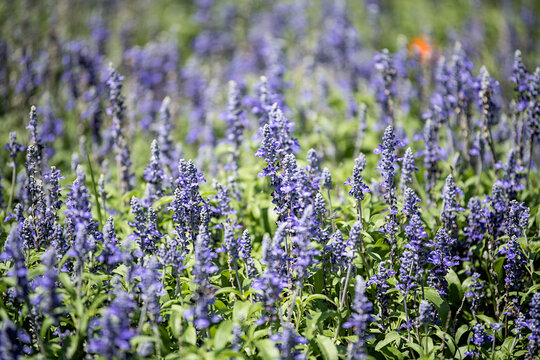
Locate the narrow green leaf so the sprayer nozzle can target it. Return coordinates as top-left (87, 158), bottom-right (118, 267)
top-left (214, 320), bottom-right (233, 350)
top-left (255, 339), bottom-right (279, 360)
top-left (375, 331), bottom-right (400, 351)
top-left (315, 335), bottom-right (338, 360)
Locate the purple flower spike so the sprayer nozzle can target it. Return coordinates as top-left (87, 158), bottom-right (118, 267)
top-left (343, 276), bottom-right (373, 359)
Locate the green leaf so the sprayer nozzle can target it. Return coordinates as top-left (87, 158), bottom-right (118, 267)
top-left (435, 329), bottom-right (455, 354)
top-left (214, 299), bottom-right (227, 310)
top-left (153, 195), bottom-right (174, 209)
top-left (407, 342), bottom-right (425, 357)
top-left (379, 346), bottom-right (404, 360)
top-left (477, 314), bottom-right (496, 325)
top-left (304, 312), bottom-right (322, 340)
top-left (214, 320), bottom-right (233, 350)
top-left (215, 287), bottom-right (243, 298)
top-left (233, 301), bottom-right (251, 322)
top-left (255, 339), bottom-right (279, 360)
top-left (375, 331), bottom-right (400, 351)
top-left (170, 305), bottom-right (184, 339)
top-left (313, 269), bottom-right (325, 294)
top-left (455, 324), bottom-right (469, 344)
top-left (424, 287), bottom-right (450, 324)
top-left (493, 257), bottom-right (505, 281)
top-left (521, 283), bottom-right (540, 304)
top-left (304, 294), bottom-right (333, 306)
top-left (446, 269), bottom-right (463, 299)
top-left (41, 316), bottom-right (55, 340)
top-left (131, 335), bottom-right (156, 348)
top-left (183, 325), bottom-right (197, 345)
top-left (315, 335), bottom-right (338, 360)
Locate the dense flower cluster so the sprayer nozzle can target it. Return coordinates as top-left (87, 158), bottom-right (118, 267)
top-left (0, 2), bottom-right (539, 359)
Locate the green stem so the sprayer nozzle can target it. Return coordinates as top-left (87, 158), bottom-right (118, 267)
top-left (508, 336), bottom-right (518, 359)
top-left (360, 242), bottom-right (371, 279)
top-left (527, 137), bottom-right (534, 186)
top-left (77, 264), bottom-right (83, 300)
top-left (339, 264), bottom-right (353, 310)
top-left (25, 299), bottom-right (47, 358)
top-left (327, 189), bottom-right (336, 233)
top-left (333, 310), bottom-right (342, 341)
top-left (490, 330), bottom-right (496, 360)
top-left (138, 303), bottom-right (147, 333)
top-left (424, 325), bottom-right (428, 355)
top-left (526, 233), bottom-right (536, 285)
top-left (234, 263), bottom-right (243, 296)
top-left (287, 284), bottom-right (300, 323)
top-left (404, 294), bottom-right (411, 343)
top-left (174, 272), bottom-right (184, 306)
top-left (86, 151), bottom-right (103, 227)
top-left (7, 165), bottom-right (16, 212)
top-left (153, 323), bottom-right (162, 359)
top-left (277, 302), bottom-right (285, 328)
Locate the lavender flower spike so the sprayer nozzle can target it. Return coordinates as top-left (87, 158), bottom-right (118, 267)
top-left (344, 153), bottom-right (370, 219)
top-left (2, 226), bottom-right (30, 299)
top-left (418, 300), bottom-right (438, 326)
top-left (441, 174), bottom-right (463, 241)
top-left (423, 118), bottom-right (440, 200)
top-left (65, 165), bottom-right (93, 232)
top-left (273, 323), bottom-right (307, 360)
top-left (478, 66), bottom-right (498, 163)
top-left (144, 139), bottom-right (165, 206)
top-left (499, 235), bottom-right (527, 292)
top-left (186, 224), bottom-right (219, 329)
top-left (226, 80), bottom-right (246, 172)
top-left (239, 229), bottom-right (256, 278)
top-left (399, 147), bottom-right (417, 193)
top-left (374, 49), bottom-right (397, 127)
top-left (511, 50), bottom-right (530, 112)
top-left (527, 292), bottom-right (540, 357)
top-left (88, 287), bottom-right (136, 358)
top-left (157, 96), bottom-right (180, 177)
top-left (375, 125), bottom-right (399, 256)
top-left (106, 63), bottom-right (126, 147)
top-left (322, 168), bottom-right (333, 190)
top-left (344, 276), bottom-right (373, 359)
top-left (427, 229), bottom-right (458, 295)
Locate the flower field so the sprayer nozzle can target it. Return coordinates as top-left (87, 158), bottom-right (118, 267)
top-left (0, 0), bottom-right (539, 359)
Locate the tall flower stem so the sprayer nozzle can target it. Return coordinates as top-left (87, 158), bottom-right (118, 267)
top-left (404, 293), bottom-right (411, 343)
top-left (424, 324), bottom-right (428, 354)
top-left (528, 138), bottom-right (534, 186)
top-left (360, 242), bottom-right (371, 279)
top-left (507, 336), bottom-right (518, 358)
top-left (174, 272), bottom-right (184, 306)
top-left (153, 323), bottom-right (162, 359)
top-left (490, 332), bottom-right (496, 360)
top-left (24, 298), bottom-right (48, 358)
top-left (327, 189), bottom-right (336, 232)
top-left (339, 264), bottom-right (353, 310)
top-left (234, 263), bottom-right (243, 295)
top-left (287, 284), bottom-right (301, 323)
top-left (333, 309), bottom-right (342, 341)
top-left (86, 151), bottom-right (103, 226)
top-left (526, 233), bottom-right (536, 285)
top-left (277, 301), bottom-right (285, 328)
top-left (138, 302), bottom-right (148, 333)
top-left (77, 264), bottom-right (84, 300)
top-left (7, 165), bottom-right (16, 211)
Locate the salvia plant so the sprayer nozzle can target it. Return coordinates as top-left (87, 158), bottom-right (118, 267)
top-left (0, 1), bottom-right (539, 359)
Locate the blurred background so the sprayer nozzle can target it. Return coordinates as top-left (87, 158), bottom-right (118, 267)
top-left (0, 0), bottom-right (539, 172)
